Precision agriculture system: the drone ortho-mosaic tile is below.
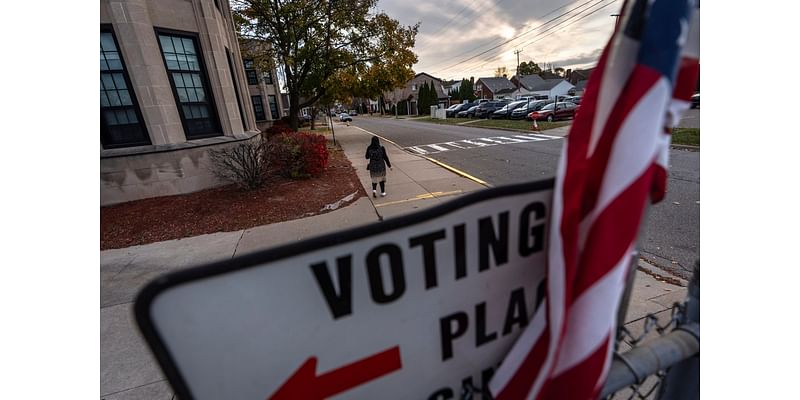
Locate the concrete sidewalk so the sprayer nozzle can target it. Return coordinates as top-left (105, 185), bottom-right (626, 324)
top-left (99, 121), bottom-right (686, 399)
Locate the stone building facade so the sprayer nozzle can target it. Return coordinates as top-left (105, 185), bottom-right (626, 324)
top-left (240, 41), bottom-right (285, 131)
top-left (100, 0), bottom-right (260, 205)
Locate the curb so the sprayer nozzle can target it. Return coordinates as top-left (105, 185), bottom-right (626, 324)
top-left (417, 118), bottom-right (571, 136)
top-left (638, 258), bottom-right (688, 287)
top-left (670, 144), bottom-right (700, 151)
top-left (349, 125), bottom-right (492, 188)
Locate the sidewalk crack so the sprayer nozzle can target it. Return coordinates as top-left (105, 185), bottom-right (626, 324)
top-left (231, 230), bottom-right (246, 259)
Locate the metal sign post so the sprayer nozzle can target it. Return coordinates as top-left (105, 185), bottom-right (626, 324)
top-left (136, 179), bottom-right (554, 400)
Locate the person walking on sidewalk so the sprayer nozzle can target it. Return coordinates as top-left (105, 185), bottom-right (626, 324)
top-left (365, 136), bottom-right (392, 197)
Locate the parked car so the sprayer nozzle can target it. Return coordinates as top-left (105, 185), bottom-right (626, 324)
top-left (691, 93), bottom-right (699, 108)
top-left (445, 104), bottom-right (460, 117)
top-left (490, 100), bottom-right (529, 119)
top-left (563, 96), bottom-right (582, 105)
top-left (447, 103), bottom-right (472, 118)
top-left (475, 101), bottom-right (507, 119)
top-left (339, 112), bottom-right (352, 122)
top-left (513, 100), bottom-right (553, 120)
top-left (348, 110), bottom-right (358, 116)
top-left (457, 105), bottom-right (479, 118)
top-left (528, 102), bottom-right (578, 122)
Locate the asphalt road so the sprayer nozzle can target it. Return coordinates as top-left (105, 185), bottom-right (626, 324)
top-left (353, 116), bottom-right (699, 279)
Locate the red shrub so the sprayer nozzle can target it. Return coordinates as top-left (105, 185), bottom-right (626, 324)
top-left (269, 132), bottom-right (329, 179)
top-left (264, 125), bottom-right (294, 138)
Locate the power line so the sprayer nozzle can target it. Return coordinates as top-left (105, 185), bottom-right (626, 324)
top-left (440, 0), bottom-right (617, 77)
top-left (416, 0), bottom-right (484, 53)
top-left (465, 0), bottom-right (617, 73)
top-left (423, 0), bottom-right (581, 73)
top-left (453, 0), bottom-right (620, 76)
top-left (428, 0), bottom-right (606, 75)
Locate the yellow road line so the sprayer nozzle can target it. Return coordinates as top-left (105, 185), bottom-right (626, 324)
top-left (375, 190), bottom-right (463, 208)
top-left (419, 156), bottom-right (492, 188)
top-left (351, 126), bottom-right (492, 188)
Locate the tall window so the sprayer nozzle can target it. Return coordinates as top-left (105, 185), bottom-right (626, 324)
top-left (264, 70), bottom-right (273, 85)
top-left (225, 48), bottom-right (247, 131)
top-left (100, 29), bottom-right (150, 148)
top-left (251, 95), bottom-right (266, 120)
top-left (157, 32), bottom-right (221, 139)
top-left (268, 95), bottom-right (279, 120)
top-left (244, 59), bottom-right (258, 85)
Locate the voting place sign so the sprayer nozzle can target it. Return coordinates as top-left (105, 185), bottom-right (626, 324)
top-left (135, 179), bottom-right (554, 400)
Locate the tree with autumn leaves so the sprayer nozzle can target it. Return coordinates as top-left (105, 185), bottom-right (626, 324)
top-left (232, 0), bottom-right (418, 130)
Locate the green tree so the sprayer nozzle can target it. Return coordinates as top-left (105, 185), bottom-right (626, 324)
top-left (428, 80), bottom-right (439, 108)
top-left (418, 81), bottom-right (428, 114)
top-left (518, 61), bottom-right (542, 76)
top-left (234, 0), bottom-right (419, 130)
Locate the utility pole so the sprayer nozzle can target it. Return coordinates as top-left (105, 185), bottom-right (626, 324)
top-left (514, 49), bottom-right (522, 99)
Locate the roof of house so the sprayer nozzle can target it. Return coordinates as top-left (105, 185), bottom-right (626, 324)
top-left (570, 68), bottom-right (594, 84)
top-left (514, 74), bottom-right (545, 90)
top-left (477, 77), bottom-right (516, 94)
top-left (530, 78), bottom-right (572, 91)
top-left (574, 80), bottom-right (588, 90)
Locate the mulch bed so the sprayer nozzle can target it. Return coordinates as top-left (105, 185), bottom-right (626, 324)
top-left (101, 143), bottom-right (366, 250)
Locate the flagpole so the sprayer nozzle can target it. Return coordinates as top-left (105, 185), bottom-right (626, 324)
top-left (615, 205), bottom-right (652, 342)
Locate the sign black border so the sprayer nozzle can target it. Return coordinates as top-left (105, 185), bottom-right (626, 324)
top-left (134, 178), bottom-right (555, 399)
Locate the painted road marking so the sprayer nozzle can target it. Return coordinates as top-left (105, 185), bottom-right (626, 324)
top-left (403, 133), bottom-right (562, 155)
top-left (375, 190), bottom-right (464, 207)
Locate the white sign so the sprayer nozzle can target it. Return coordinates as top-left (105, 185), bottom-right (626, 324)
top-left (136, 180), bottom-right (554, 400)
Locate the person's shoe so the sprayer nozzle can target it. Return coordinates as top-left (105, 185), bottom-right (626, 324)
top-left (381, 192), bottom-right (387, 197)
top-left (373, 190), bottom-right (377, 198)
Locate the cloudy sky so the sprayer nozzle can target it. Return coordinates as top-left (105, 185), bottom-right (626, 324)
top-left (375, 0), bottom-right (623, 81)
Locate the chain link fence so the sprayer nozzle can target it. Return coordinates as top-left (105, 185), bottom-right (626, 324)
top-left (458, 262), bottom-right (699, 400)
top-left (602, 261), bottom-right (700, 400)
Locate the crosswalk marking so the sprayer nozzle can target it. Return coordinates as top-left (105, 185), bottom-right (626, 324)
top-left (404, 133), bottom-right (562, 155)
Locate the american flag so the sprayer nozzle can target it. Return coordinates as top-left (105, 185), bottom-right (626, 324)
top-left (489, 0), bottom-right (700, 398)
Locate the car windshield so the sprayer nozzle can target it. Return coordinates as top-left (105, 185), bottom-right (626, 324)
top-left (540, 103), bottom-right (555, 111)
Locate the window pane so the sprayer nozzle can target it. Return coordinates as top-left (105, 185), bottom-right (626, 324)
top-left (108, 91), bottom-right (122, 106)
top-left (118, 90), bottom-right (132, 106)
top-left (182, 38), bottom-right (195, 54)
top-left (126, 109), bottom-right (138, 123)
top-left (159, 36), bottom-right (174, 53)
top-left (105, 52), bottom-right (122, 70)
top-left (172, 36), bottom-right (184, 54)
top-left (105, 110), bottom-right (118, 125)
top-left (165, 53), bottom-right (179, 70)
top-left (101, 33), bottom-right (116, 51)
top-left (101, 56), bottom-right (109, 71)
top-left (112, 73), bottom-right (127, 90)
top-left (101, 74), bottom-right (116, 90)
top-left (192, 74), bottom-right (202, 87)
top-left (101, 91), bottom-right (110, 107)
top-left (177, 88), bottom-right (189, 102)
top-left (195, 88), bottom-right (206, 102)
top-left (186, 55), bottom-right (199, 71)
top-left (172, 72), bottom-right (186, 87)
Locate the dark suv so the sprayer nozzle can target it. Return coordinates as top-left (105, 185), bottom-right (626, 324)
top-left (475, 101), bottom-right (507, 119)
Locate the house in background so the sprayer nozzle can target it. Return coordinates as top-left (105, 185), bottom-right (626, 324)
top-left (240, 40), bottom-right (285, 130)
top-left (527, 79), bottom-right (574, 100)
top-left (383, 72), bottom-right (448, 115)
top-left (510, 74), bottom-right (545, 99)
top-left (101, 0), bottom-right (259, 206)
top-left (474, 77), bottom-right (516, 100)
top-left (569, 80), bottom-right (588, 96)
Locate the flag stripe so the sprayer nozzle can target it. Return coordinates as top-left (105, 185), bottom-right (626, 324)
top-left (490, 1), bottom-right (698, 398)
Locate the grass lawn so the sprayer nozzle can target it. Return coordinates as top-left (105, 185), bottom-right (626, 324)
top-left (672, 128), bottom-right (699, 146)
top-left (472, 119), bottom-right (570, 132)
top-left (414, 117), bottom-right (472, 125)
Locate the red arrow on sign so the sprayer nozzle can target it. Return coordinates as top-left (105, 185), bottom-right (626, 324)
top-left (268, 346), bottom-right (402, 399)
